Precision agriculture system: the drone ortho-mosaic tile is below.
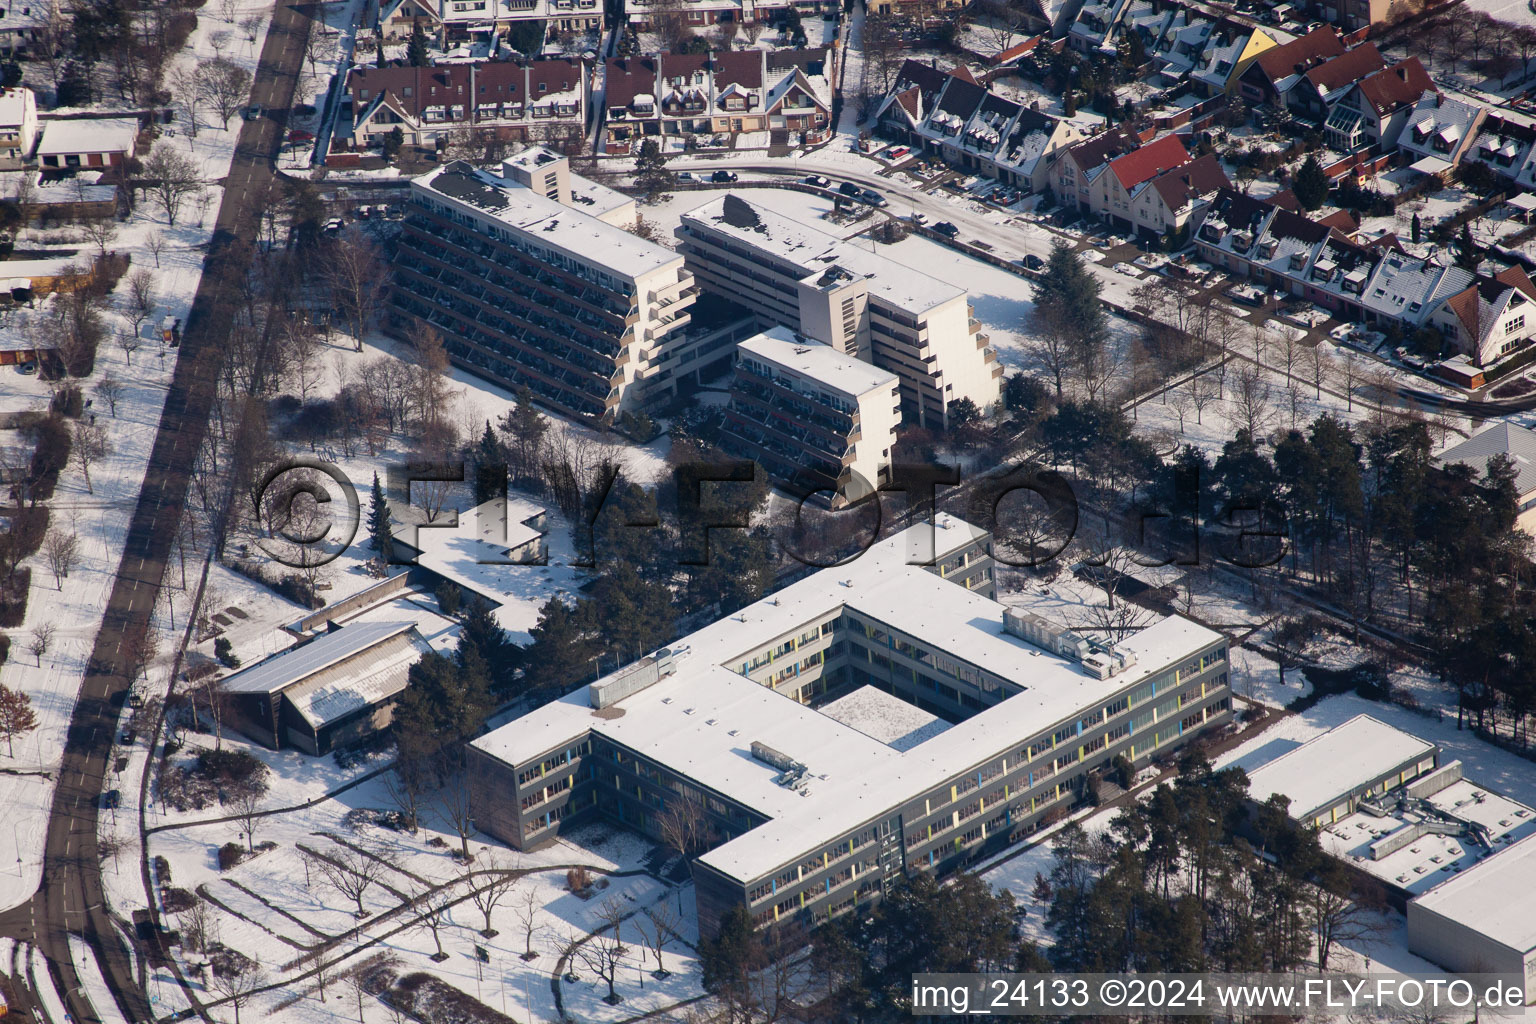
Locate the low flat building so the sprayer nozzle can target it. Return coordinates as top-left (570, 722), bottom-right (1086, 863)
top-left (36, 116), bottom-right (138, 170)
top-left (1409, 836), bottom-right (1536, 1003)
top-left (220, 621), bottom-right (432, 755)
top-left (388, 150), bottom-right (697, 424)
top-left (467, 514), bottom-right (1233, 939)
top-left (677, 195), bottom-right (1001, 428)
top-left (721, 327), bottom-right (902, 505)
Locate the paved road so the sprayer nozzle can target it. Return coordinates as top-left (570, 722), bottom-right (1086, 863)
top-left (0, 4), bottom-right (316, 1022)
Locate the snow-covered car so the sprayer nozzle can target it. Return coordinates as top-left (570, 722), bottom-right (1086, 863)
top-left (1080, 249), bottom-right (1106, 264)
top-left (802, 174), bottom-right (832, 188)
top-left (1329, 323), bottom-right (1357, 341)
top-left (1113, 262), bottom-right (1141, 276)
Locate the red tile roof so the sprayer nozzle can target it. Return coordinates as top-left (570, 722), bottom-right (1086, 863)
top-left (347, 59), bottom-right (583, 119)
top-left (1303, 42), bottom-right (1385, 95)
top-left (1252, 25), bottom-right (1346, 81)
top-left (1109, 133), bottom-right (1189, 189)
top-left (603, 56), bottom-right (658, 110)
top-left (1355, 57), bottom-right (1433, 116)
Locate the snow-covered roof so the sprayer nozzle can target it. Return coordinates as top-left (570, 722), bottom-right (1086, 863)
top-left (221, 621), bottom-right (420, 695)
top-left (472, 514), bottom-right (1224, 884)
top-left (36, 117), bottom-right (137, 157)
top-left (682, 195), bottom-right (965, 315)
top-left (413, 496), bottom-right (548, 618)
top-left (817, 685), bottom-right (951, 751)
top-left (414, 160), bottom-right (680, 280)
top-left (1244, 714), bottom-right (1436, 819)
top-left (1412, 831), bottom-right (1536, 953)
top-left (285, 628), bottom-right (432, 729)
top-left (736, 327), bottom-right (898, 398)
top-left (1437, 421), bottom-right (1536, 498)
top-left (0, 87), bottom-right (32, 128)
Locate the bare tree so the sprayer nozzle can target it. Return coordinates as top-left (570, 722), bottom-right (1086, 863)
top-left (42, 529), bottom-right (79, 588)
top-left (231, 787), bottom-right (262, 851)
top-left (141, 145), bottom-right (203, 225)
top-left (209, 960), bottom-right (264, 1024)
top-left (1308, 872), bottom-right (1386, 970)
top-left (197, 57), bottom-right (253, 129)
top-left (1168, 384), bottom-right (1193, 433)
top-left (1188, 372), bottom-right (1217, 425)
top-left (436, 770), bottom-right (477, 861)
top-left (411, 880), bottom-right (453, 961)
top-left (655, 795), bottom-right (712, 861)
top-left (513, 887), bottom-right (540, 960)
top-left (118, 330), bottom-right (142, 366)
top-left (1339, 350), bottom-right (1362, 411)
top-left (574, 916), bottom-right (629, 1005)
top-left (323, 235), bottom-right (387, 350)
top-left (209, 29), bottom-right (232, 60)
top-left (1229, 362), bottom-right (1273, 438)
top-left (302, 24), bottom-right (329, 79)
top-left (81, 216), bottom-right (118, 259)
top-left (634, 902), bottom-right (679, 976)
top-left (145, 230), bottom-right (169, 270)
top-left (313, 845), bottom-right (385, 918)
top-left (122, 267), bottom-right (157, 341)
top-left (465, 854), bottom-right (518, 937)
top-left (28, 622), bottom-right (56, 665)
top-left (167, 63), bottom-right (202, 139)
top-left (94, 373), bottom-right (125, 417)
top-left (407, 321), bottom-right (451, 434)
top-left (71, 420), bottom-right (109, 494)
top-left (1307, 343), bottom-right (1332, 400)
top-left (239, 12), bottom-right (268, 49)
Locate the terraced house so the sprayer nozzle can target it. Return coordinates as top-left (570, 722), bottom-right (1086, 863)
top-left (388, 149), bottom-right (698, 423)
top-left (466, 515), bottom-right (1233, 939)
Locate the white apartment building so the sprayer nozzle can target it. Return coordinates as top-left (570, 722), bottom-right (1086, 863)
top-left (722, 327), bottom-right (901, 505)
top-left (677, 195), bottom-right (1001, 429)
top-left (0, 86), bottom-right (35, 169)
top-left (389, 150), bottom-right (699, 424)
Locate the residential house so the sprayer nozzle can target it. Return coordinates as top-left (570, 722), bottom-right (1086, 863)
top-left (35, 117), bottom-right (137, 171)
top-left (1428, 266), bottom-right (1536, 368)
top-left (602, 48), bottom-right (832, 153)
top-left (874, 59), bottom-right (974, 140)
top-left (1236, 26), bottom-right (1346, 108)
top-left (1395, 91), bottom-right (1486, 178)
top-left (1054, 128), bottom-right (1192, 232)
top-left (1324, 57), bottom-right (1434, 152)
top-left (880, 64), bottom-right (1082, 191)
top-left (1436, 422), bottom-right (1536, 532)
top-left (1463, 111), bottom-right (1536, 188)
top-left (1129, 152), bottom-right (1230, 241)
top-left (335, 59), bottom-right (589, 152)
top-left (1284, 42), bottom-right (1385, 120)
top-left (378, 0), bottom-right (601, 43)
top-left (0, 3), bottom-right (50, 55)
top-left (0, 85), bottom-right (34, 169)
top-left (1187, 21), bottom-right (1276, 97)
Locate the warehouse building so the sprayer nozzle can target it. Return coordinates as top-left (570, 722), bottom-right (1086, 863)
top-left (468, 515), bottom-right (1232, 938)
top-left (1409, 836), bottom-right (1536, 1002)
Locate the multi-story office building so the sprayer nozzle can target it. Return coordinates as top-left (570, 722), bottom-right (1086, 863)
top-left (468, 515), bottom-right (1232, 939)
top-left (676, 195), bottom-right (1002, 429)
top-left (388, 150), bottom-right (698, 424)
top-left (722, 327), bottom-right (901, 505)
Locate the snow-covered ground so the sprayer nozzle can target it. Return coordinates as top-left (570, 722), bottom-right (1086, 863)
top-left (0, 0), bottom-right (280, 926)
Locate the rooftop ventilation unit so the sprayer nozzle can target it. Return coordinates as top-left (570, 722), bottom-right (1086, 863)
top-left (1002, 608), bottom-right (1090, 661)
top-left (588, 648), bottom-right (677, 708)
top-left (751, 740), bottom-right (810, 790)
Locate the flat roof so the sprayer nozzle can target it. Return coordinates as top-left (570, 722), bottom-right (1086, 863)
top-left (413, 497), bottom-right (547, 618)
top-left (1413, 832), bottom-right (1536, 953)
top-left (415, 160), bottom-right (680, 280)
top-left (682, 195), bottom-right (966, 315)
top-left (472, 514), bottom-right (1224, 883)
top-left (818, 685), bottom-right (950, 751)
top-left (221, 621), bottom-right (419, 695)
top-left (1320, 772), bottom-right (1536, 898)
top-left (737, 326), bottom-right (899, 398)
top-left (286, 629), bottom-right (430, 730)
top-left (1245, 714), bottom-right (1437, 818)
top-left (37, 117), bottom-right (137, 155)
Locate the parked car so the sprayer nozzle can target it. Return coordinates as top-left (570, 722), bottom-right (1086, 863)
top-left (932, 221), bottom-right (959, 237)
top-left (15, 361), bottom-right (36, 375)
top-left (910, 211), bottom-right (927, 225)
top-left (838, 180), bottom-right (862, 198)
top-left (1016, 253), bottom-right (1044, 270)
top-left (677, 171), bottom-right (696, 181)
top-left (103, 790), bottom-right (121, 810)
top-left (1328, 322), bottom-right (1356, 342)
top-left (323, 217), bottom-right (344, 234)
top-left (884, 145), bottom-right (910, 160)
top-left (120, 728), bottom-right (135, 746)
top-left (861, 188), bottom-right (887, 207)
top-left (802, 174), bottom-right (832, 188)
top-left (243, 104), bottom-right (263, 121)
top-left (711, 170), bottom-right (738, 183)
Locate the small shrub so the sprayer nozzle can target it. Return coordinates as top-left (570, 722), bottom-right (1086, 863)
top-left (49, 386), bottom-right (83, 418)
top-left (153, 855), bottom-right (172, 885)
top-left (0, 568), bottom-right (30, 627)
top-left (195, 748), bottom-right (270, 794)
top-left (213, 636), bottom-right (240, 669)
top-left (217, 842), bottom-right (245, 870)
top-left (435, 580), bottom-right (461, 617)
top-left (161, 887), bottom-right (196, 913)
top-left (566, 866), bottom-right (591, 893)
